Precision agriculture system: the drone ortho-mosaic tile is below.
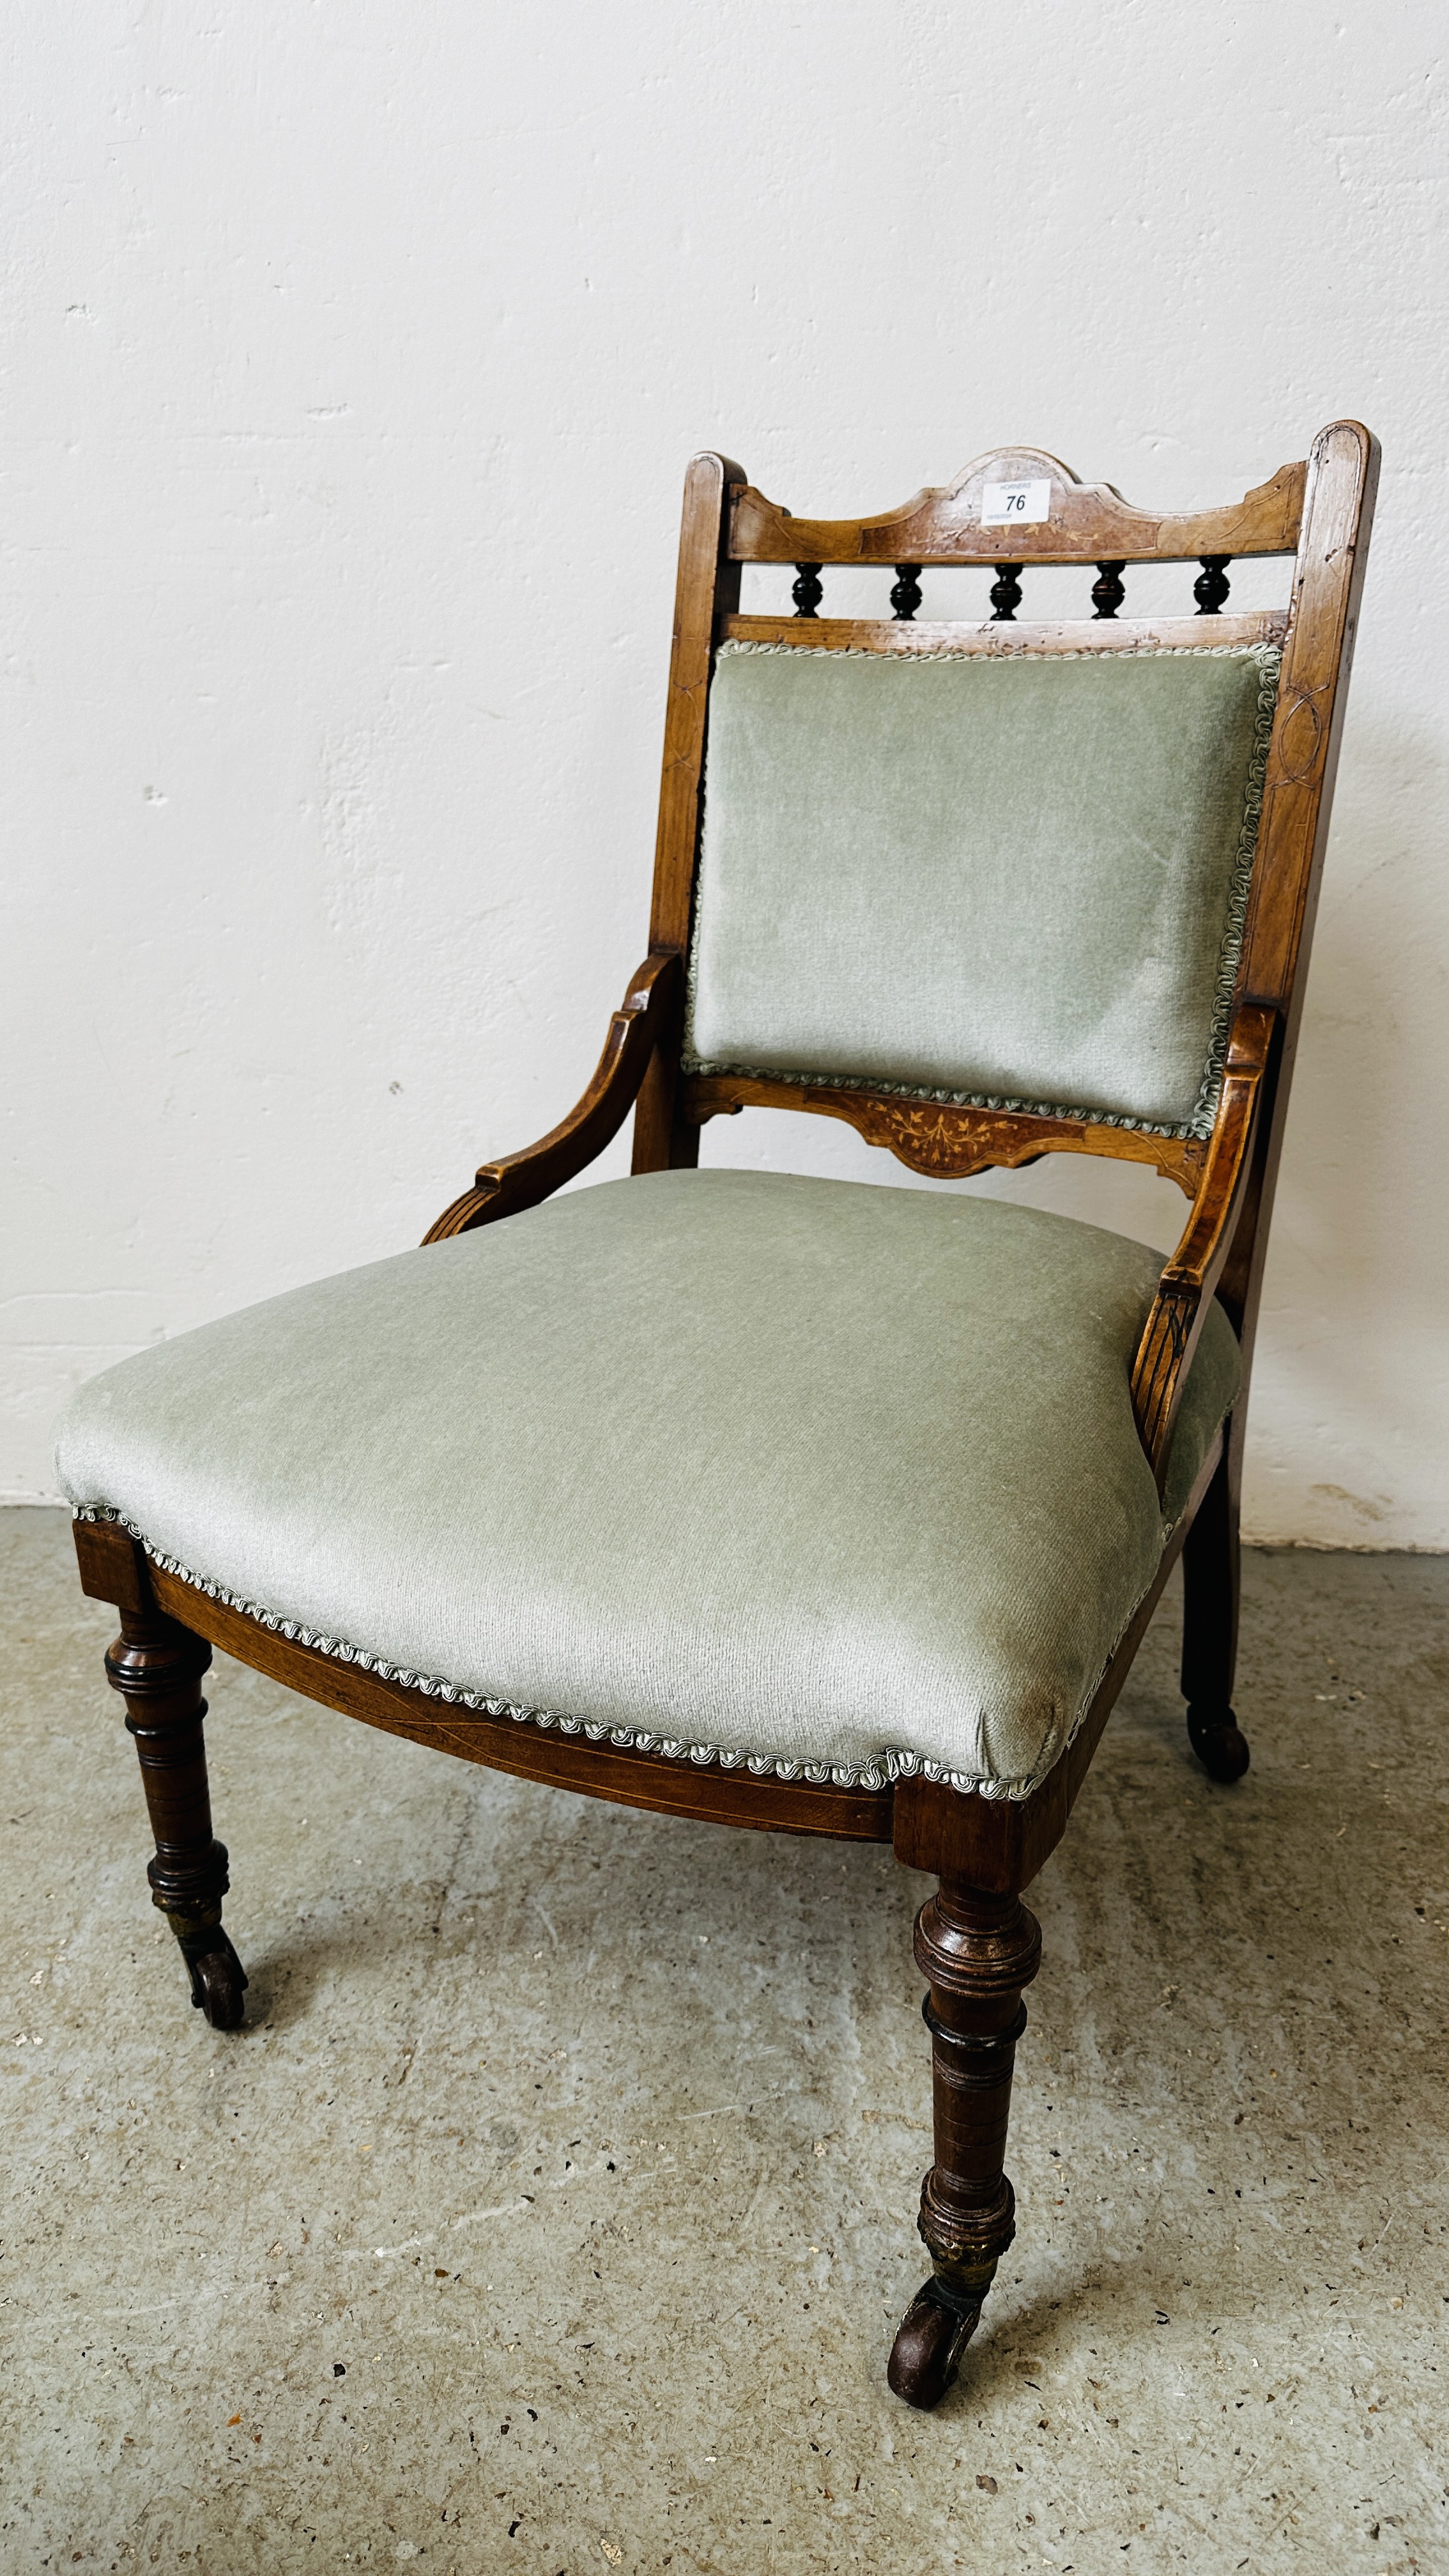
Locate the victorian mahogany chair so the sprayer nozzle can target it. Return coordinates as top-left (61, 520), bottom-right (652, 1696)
top-left (60, 424), bottom-right (1377, 2408)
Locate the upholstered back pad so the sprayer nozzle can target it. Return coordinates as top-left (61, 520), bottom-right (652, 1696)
top-left (684, 641), bottom-right (1278, 1138)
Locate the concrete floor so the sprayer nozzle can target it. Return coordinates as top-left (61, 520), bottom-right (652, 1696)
top-left (2, 1509), bottom-right (1446, 2575)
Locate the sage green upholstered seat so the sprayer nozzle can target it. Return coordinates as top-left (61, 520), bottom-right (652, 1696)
top-left (57, 1169), bottom-right (1238, 1800)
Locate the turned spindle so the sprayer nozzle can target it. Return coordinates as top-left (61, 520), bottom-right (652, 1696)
top-left (1091, 560), bottom-right (1126, 620)
top-left (891, 564), bottom-right (923, 622)
top-left (989, 564), bottom-right (1023, 624)
top-left (1193, 555), bottom-right (1232, 615)
top-left (792, 563), bottom-right (824, 619)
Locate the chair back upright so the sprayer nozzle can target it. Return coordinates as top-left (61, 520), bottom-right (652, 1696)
top-left (632, 431), bottom-right (1377, 1386)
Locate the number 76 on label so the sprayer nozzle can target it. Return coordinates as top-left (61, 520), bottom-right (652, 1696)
top-left (980, 479), bottom-right (1052, 526)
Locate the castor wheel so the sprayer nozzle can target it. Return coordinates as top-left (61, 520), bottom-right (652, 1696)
top-left (887, 2278), bottom-right (983, 2409)
top-left (183, 1933), bottom-right (249, 2030)
top-left (1186, 1703), bottom-right (1250, 1783)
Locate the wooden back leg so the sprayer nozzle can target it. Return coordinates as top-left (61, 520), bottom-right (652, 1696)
top-left (105, 1607), bottom-right (248, 2029)
top-left (1179, 1438), bottom-right (1250, 1782)
top-left (887, 1877), bottom-right (1041, 2409)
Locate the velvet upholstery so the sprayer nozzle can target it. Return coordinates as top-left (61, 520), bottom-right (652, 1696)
top-left (57, 1170), bottom-right (1238, 1799)
top-left (684, 641), bottom-right (1279, 1138)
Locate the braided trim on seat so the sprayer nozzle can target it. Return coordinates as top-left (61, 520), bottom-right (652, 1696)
top-left (72, 1450), bottom-right (1205, 1805)
top-left (70, 1503), bottom-right (1084, 1802)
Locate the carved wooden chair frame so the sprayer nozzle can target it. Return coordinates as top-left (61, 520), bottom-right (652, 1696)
top-left (74, 422), bottom-right (1377, 2408)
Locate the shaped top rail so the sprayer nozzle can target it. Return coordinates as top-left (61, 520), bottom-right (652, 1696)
top-left (728, 446), bottom-right (1308, 568)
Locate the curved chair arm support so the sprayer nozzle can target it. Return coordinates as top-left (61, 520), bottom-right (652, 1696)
top-left (1130, 1000), bottom-right (1276, 1494)
top-left (422, 951), bottom-right (683, 1242)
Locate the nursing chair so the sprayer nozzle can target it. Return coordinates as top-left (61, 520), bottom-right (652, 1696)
top-left (60, 424), bottom-right (1377, 2408)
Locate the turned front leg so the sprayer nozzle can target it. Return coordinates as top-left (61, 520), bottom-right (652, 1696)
top-left (888, 1880), bottom-right (1041, 2409)
top-left (105, 1609), bottom-right (248, 2030)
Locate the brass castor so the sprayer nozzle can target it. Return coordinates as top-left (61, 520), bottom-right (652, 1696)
top-left (1186, 1702), bottom-right (1250, 1783)
top-left (180, 1929), bottom-right (249, 2030)
top-left (887, 2277), bottom-right (985, 2410)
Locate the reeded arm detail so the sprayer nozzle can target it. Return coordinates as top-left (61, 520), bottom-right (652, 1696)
top-left (423, 951), bottom-right (682, 1242)
top-left (1130, 1001), bottom-right (1275, 1492)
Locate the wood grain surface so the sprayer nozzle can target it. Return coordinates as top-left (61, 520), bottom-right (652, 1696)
top-left (728, 448), bottom-right (1307, 567)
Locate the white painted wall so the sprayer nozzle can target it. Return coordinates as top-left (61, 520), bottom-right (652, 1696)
top-left (4, 3), bottom-right (1446, 1544)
